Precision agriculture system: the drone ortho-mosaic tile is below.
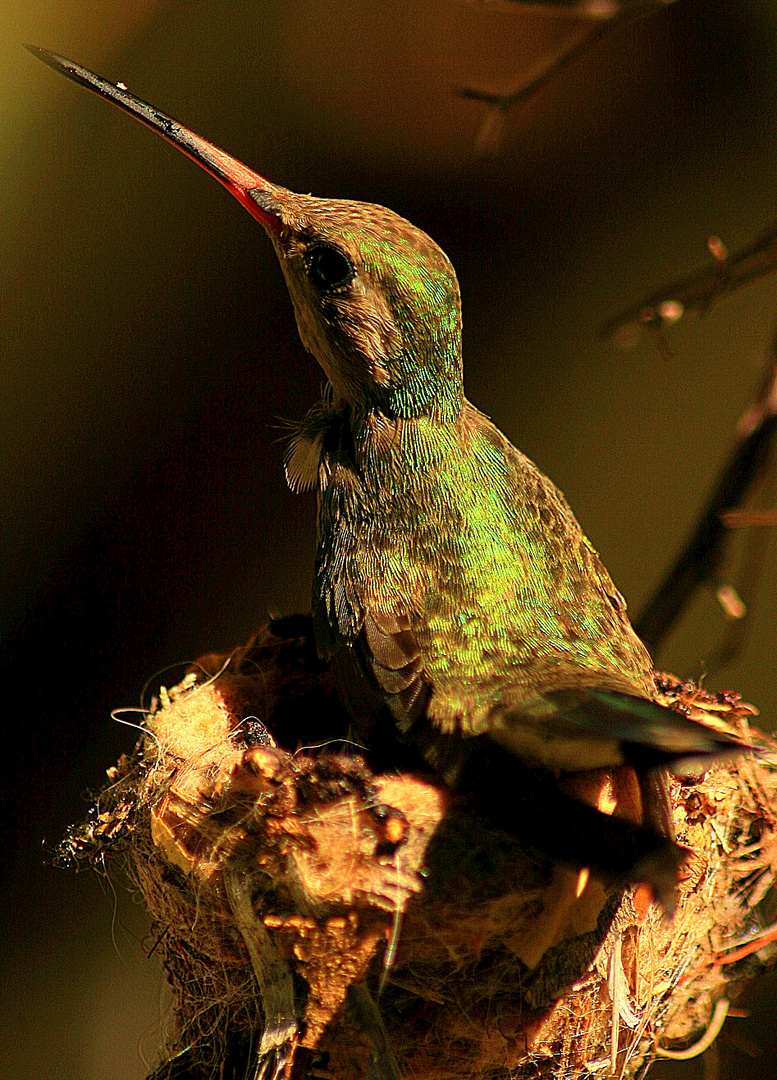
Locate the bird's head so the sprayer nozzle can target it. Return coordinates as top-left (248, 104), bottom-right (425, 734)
top-left (29, 48), bottom-right (464, 422)
top-left (255, 192), bottom-right (463, 419)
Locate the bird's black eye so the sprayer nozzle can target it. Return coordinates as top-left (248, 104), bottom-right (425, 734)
top-left (306, 243), bottom-right (355, 291)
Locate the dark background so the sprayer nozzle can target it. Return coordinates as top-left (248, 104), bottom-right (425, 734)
top-left (3, 1), bottom-right (777, 1076)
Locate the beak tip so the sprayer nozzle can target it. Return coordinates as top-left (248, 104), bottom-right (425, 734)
top-left (24, 44), bottom-right (286, 237)
top-left (24, 44), bottom-right (62, 66)
top-left (24, 43), bottom-right (51, 66)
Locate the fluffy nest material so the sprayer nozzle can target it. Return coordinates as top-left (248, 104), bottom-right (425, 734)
top-left (64, 616), bottom-right (777, 1080)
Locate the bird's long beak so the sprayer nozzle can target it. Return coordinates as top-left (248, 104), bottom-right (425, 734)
top-left (26, 45), bottom-right (285, 235)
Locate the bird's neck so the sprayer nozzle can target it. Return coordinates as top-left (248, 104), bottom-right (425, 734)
top-left (342, 398), bottom-right (480, 499)
top-left (284, 384), bottom-right (475, 497)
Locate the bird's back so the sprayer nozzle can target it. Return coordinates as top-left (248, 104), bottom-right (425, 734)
top-left (314, 401), bottom-right (655, 744)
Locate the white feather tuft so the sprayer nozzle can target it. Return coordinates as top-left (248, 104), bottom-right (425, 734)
top-left (284, 431), bottom-right (324, 493)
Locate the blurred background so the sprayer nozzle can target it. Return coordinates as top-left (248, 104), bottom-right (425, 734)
top-left (3, 1), bottom-right (777, 1076)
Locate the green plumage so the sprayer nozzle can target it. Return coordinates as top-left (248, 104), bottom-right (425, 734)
top-left (309, 398), bottom-right (654, 730)
top-left (33, 47), bottom-right (746, 904)
top-left (275, 200), bottom-right (657, 764)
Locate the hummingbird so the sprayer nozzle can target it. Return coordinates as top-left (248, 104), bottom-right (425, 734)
top-left (29, 47), bottom-right (744, 904)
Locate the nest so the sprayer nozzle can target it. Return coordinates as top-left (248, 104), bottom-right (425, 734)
top-left (64, 616), bottom-right (777, 1080)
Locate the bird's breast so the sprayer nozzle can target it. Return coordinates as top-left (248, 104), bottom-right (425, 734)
top-left (313, 414), bottom-right (654, 727)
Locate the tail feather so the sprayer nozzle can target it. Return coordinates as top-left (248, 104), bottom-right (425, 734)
top-left (490, 688), bottom-right (749, 772)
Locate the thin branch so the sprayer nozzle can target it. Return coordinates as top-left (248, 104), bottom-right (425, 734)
top-left (603, 225), bottom-right (777, 346)
top-left (635, 336), bottom-right (777, 657)
top-left (458, 0), bottom-right (680, 154)
top-left (479, 0), bottom-right (676, 14)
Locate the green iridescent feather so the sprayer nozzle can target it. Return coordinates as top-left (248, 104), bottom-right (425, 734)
top-left (33, 48), bottom-right (746, 900)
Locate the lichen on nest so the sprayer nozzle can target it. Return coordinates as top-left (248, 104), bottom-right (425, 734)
top-left (64, 617), bottom-right (777, 1080)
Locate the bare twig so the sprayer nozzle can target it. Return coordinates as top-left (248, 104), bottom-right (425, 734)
top-left (469, 0), bottom-right (675, 14)
top-left (635, 335), bottom-right (777, 658)
top-left (458, 0), bottom-right (679, 153)
top-left (603, 225), bottom-right (777, 346)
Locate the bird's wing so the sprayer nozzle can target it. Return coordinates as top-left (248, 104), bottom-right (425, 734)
top-left (314, 600), bottom-right (430, 744)
top-left (361, 609), bottom-right (428, 723)
top-left (489, 687), bottom-right (749, 772)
